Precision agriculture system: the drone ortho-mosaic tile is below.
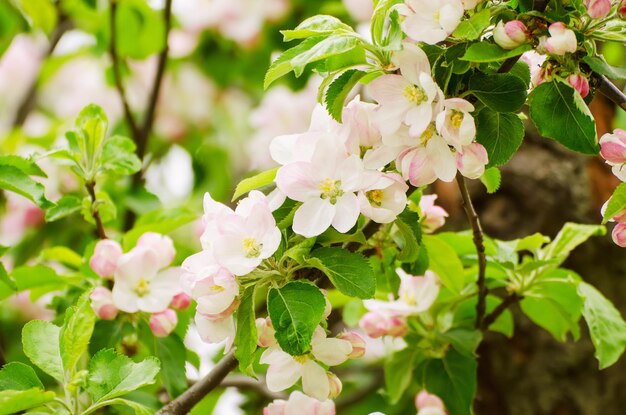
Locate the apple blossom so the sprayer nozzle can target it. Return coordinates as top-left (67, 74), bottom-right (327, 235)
top-left (257, 317), bottom-right (277, 348)
top-left (416, 391), bottom-right (446, 411)
top-left (493, 20), bottom-right (530, 50)
top-left (112, 246), bottom-right (183, 313)
top-left (195, 312), bottom-right (236, 347)
top-left (359, 310), bottom-right (408, 338)
top-left (584, 0), bottom-right (611, 18)
top-left (456, 142), bottom-right (489, 179)
top-left (567, 73), bottom-right (590, 98)
top-left (613, 223), bottom-right (626, 247)
top-left (397, 269), bottom-right (441, 313)
top-left (149, 309), bottom-right (178, 337)
top-left (136, 232), bottom-right (176, 270)
top-left (419, 194), bottom-right (449, 233)
top-left (435, 98), bottom-right (476, 149)
top-left (0, 194), bottom-right (43, 246)
top-left (342, 95), bottom-right (381, 154)
top-left (358, 172), bottom-right (409, 224)
top-left (263, 391), bottom-right (336, 415)
top-left (521, 51), bottom-right (547, 87)
top-left (337, 332), bottom-right (366, 358)
top-left (397, 0), bottom-right (464, 45)
top-left (90, 287), bottom-right (119, 320)
top-left (327, 372), bottom-right (343, 399)
top-left (90, 240), bottom-right (123, 279)
top-left (170, 292), bottom-right (191, 310)
top-left (620, 0), bottom-right (626, 18)
top-left (191, 268), bottom-right (239, 317)
top-left (542, 23), bottom-right (577, 55)
top-left (599, 129), bottom-right (626, 181)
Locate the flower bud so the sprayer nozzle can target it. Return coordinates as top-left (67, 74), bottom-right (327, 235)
top-left (90, 240), bottom-right (123, 278)
top-left (612, 222), bottom-right (626, 247)
top-left (149, 309), bottom-right (178, 337)
top-left (543, 22), bottom-right (577, 56)
top-left (567, 73), bottom-right (590, 98)
top-left (90, 287), bottom-right (119, 320)
top-left (256, 317), bottom-right (277, 347)
top-left (170, 292), bottom-right (191, 310)
top-left (599, 129), bottom-right (626, 165)
top-left (338, 331), bottom-right (366, 359)
top-left (359, 311), bottom-right (408, 338)
top-left (327, 372), bottom-right (343, 399)
top-left (415, 390), bottom-right (446, 410)
top-left (493, 20), bottom-right (530, 50)
top-left (584, 0), bottom-right (611, 18)
top-left (456, 142), bottom-right (488, 180)
top-left (620, 0), bottom-right (626, 19)
top-left (419, 194), bottom-right (448, 234)
top-left (136, 232), bottom-right (176, 269)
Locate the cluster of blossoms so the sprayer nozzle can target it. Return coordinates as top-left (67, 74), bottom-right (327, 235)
top-left (89, 233), bottom-right (187, 337)
top-left (599, 129), bottom-right (626, 247)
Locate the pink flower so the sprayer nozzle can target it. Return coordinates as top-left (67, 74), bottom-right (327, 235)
top-left (90, 287), bottom-right (119, 320)
top-left (149, 309), bottom-right (178, 337)
top-left (136, 232), bottom-right (176, 270)
top-left (600, 129), bottom-right (626, 181)
top-left (342, 95), bottom-right (382, 154)
top-left (358, 172), bottom-right (409, 224)
top-left (419, 194), bottom-right (448, 233)
top-left (257, 317), bottom-right (277, 348)
top-left (337, 332), bottom-right (366, 359)
top-left (191, 269), bottom-right (239, 317)
top-left (613, 223), bottom-right (626, 247)
top-left (584, 0), bottom-right (611, 18)
top-left (567, 73), bottom-right (590, 98)
top-left (170, 292), bottom-right (191, 310)
top-left (397, 269), bottom-right (440, 313)
top-left (542, 23), bottom-right (577, 56)
top-left (90, 240), bottom-right (123, 278)
top-left (435, 98), bottom-right (476, 149)
top-left (521, 51), bottom-right (547, 87)
top-left (397, 0), bottom-right (464, 44)
top-left (456, 142), bottom-right (489, 179)
top-left (359, 311), bottom-right (408, 338)
top-left (264, 391), bottom-right (336, 415)
top-left (493, 20), bottom-right (530, 50)
top-left (416, 390), bottom-right (447, 415)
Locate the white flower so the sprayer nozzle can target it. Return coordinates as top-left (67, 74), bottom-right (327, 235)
top-left (358, 172), bottom-right (409, 223)
top-left (264, 391), bottom-right (336, 415)
top-left (397, 0), bottom-right (464, 45)
top-left (435, 98), bottom-right (476, 149)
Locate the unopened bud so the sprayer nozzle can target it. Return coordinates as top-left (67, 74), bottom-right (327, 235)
top-left (493, 20), bottom-right (530, 50)
top-left (90, 240), bottom-right (122, 278)
top-left (149, 309), bottom-right (178, 337)
top-left (170, 292), bottom-right (191, 310)
top-left (90, 287), bottom-right (118, 320)
top-left (338, 331), bottom-right (366, 359)
top-left (327, 372), bottom-right (343, 399)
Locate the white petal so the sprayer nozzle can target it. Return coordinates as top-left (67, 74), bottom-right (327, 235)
top-left (331, 193), bottom-right (360, 233)
top-left (293, 199), bottom-right (336, 237)
top-left (427, 136), bottom-right (457, 182)
top-left (301, 360), bottom-right (330, 401)
top-left (312, 338), bottom-right (352, 366)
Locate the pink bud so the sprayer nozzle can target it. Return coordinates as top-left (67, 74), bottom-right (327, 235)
top-left (456, 143), bottom-right (488, 180)
top-left (620, 0), bottom-right (626, 18)
top-left (543, 22), bottom-right (577, 56)
top-left (170, 292), bottom-right (191, 310)
top-left (584, 0), bottom-right (611, 18)
top-left (327, 372), bottom-right (343, 399)
top-left (419, 194), bottom-right (448, 234)
top-left (256, 317), bottom-right (277, 347)
top-left (493, 20), bottom-right (530, 50)
top-left (600, 129), bottom-right (626, 164)
top-left (149, 309), bottom-right (178, 337)
top-left (359, 311), bottom-right (408, 338)
top-left (567, 74), bottom-right (590, 98)
top-left (612, 223), bottom-right (626, 247)
top-left (338, 331), bottom-right (366, 359)
top-left (90, 240), bottom-right (123, 278)
top-left (90, 287), bottom-right (119, 320)
top-left (136, 232), bottom-right (176, 269)
top-left (416, 390), bottom-right (446, 410)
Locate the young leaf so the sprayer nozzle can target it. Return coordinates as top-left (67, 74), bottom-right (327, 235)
top-left (452, 9), bottom-right (490, 40)
top-left (475, 110), bottom-right (524, 167)
top-left (100, 135), bottom-right (142, 176)
top-left (234, 286), bottom-right (258, 377)
top-left (0, 389), bottom-right (56, 415)
top-left (0, 155), bottom-right (47, 177)
top-left (583, 56), bottom-right (626, 81)
top-left (422, 235), bottom-right (465, 294)
top-left (0, 362), bottom-right (43, 391)
top-left (115, 0), bottom-right (165, 59)
top-left (87, 348), bottom-right (160, 403)
top-left (123, 207), bottom-right (197, 250)
top-left (395, 209), bottom-right (423, 263)
top-left (22, 320), bottom-right (64, 383)
top-left (0, 262), bottom-right (16, 293)
top-left (60, 293), bottom-right (96, 378)
top-left (0, 265), bottom-right (70, 301)
top-left (480, 167), bottom-right (501, 194)
top-left (469, 73), bottom-right (527, 113)
top-left (385, 347), bottom-right (419, 404)
top-left (308, 247), bottom-right (376, 299)
top-left (267, 281), bottom-right (326, 356)
top-left (460, 43), bottom-right (531, 63)
top-left (291, 34), bottom-right (361, 77)
top-left (45, 195), bottom-right (82, 222)
top-left (156, 335), bottom-right (188, 399)
top-left (232, 167), bottom-right (278, 201)
top-left (264, 37), bottom-right (326, 89)
top-left (540, 222), bottom-right (605, 265)
top-left (325, 69), bottom-right (366, 122)
top-left (281, 15), bottom-right (354, 41)
top-left (0, 165), bottom-right (53, 209)
top-left (578, 282), bottom-right (626, 369)
top-left (370, 0), bottom-right (403, 46)
top-left (602, 183), bottom-right (626, 224)
top-left (529, 80), bottom-right (599, 155)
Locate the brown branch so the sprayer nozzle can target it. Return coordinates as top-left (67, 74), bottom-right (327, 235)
top-left (456, 173), bottom-right (488, 329)
top-left (85, 181), bottom-right (107, 239)
top-left (13, 15), bottom-right (72, 127)
top-left (593, 74), bottom-right (626, 113)
top-left (220, 375), bottom-right (286, 400)
top-left (156, 351), bottom-right (238, 415)
top-left (480, 293), bottom-right (522, 331)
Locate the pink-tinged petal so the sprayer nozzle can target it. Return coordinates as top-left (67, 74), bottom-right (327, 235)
top-left (332, 193), bottom-right (360, 233)
top-left (363, 145), bottom-right (406, 170)
top-left (416, 390), bottom-right (446, 410)
top-left (293, 198), bottom-right (336, 237)
top-left (137, 292), bottom-right (174, 313)
top-left (270, 133), bottom-right (302, 165)
top-left (401, 148), bottom-right (437, 187)
top-left (612, 222), bottom-right (626, 247)
top-left (267, 188), bottom-right (287, 212)
top-left (312, 337), bottom-right (352, 366)
top-left (90, 240), bottom-right (123, 278)
top-left (136, 232), bottom-right (176, 269)
top-left (115, 247), bottom-right (159, 285)
top-left (149, 309), bottom-right (178, 337)
top-left (203, 192), bottom-right (233, 218)
top-left (195, 313), bottom-right (235, 344)
top-left (426, 136), bottom-right (457, 182)
top-left (599, 130), bottom-right (626, 164)
top-left (301, 360), bottom-right (330, 401)
top-left (439, 2), bottom-right (463, 33)
top-left (457, 142), bottom-right (488, 179)
top-left (260, 227), bottom-right (283, 259)
top-left (275, 162), bottom-right (320, 202)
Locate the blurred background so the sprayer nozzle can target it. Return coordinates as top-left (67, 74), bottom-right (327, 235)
top-left (0, 0), bottom-right (625, 414)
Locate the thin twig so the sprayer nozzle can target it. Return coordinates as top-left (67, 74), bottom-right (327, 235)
top-left (481, 293), bottom-right (522, 331)
top-left (85, 181), bottom-right (107, 239)
top-left (456, 173), bottom-right (488, 329)
top-left (156, 351), bottom-right (238, 415)
top-left (220, 375), bottom-right (286, 400)
top-left (593, 74), bottom-right (626, 113)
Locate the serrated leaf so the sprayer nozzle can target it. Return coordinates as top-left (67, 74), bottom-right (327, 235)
top-left (461, 43), bottom-right (531, 63)
top-left (0, 362), bottom-right (43, 391)
top-left (45, 195), bottom-right (81, 222)
top-left (603, 183), bottom-right (626, 224)
top-left (0, 389), bottom-right (55, 415)
top-left (395, 209), bottom-right (422, 263)
top-left (422, 234), bottom-right (465, 294)
top-left (475, 110), bottom-right (524, 167)
top-left (324, 69), bottom-right (366, 122)
top-left (264, 37), bottom-right (326, 88)
top-left (469, 73), bottom-right (527, 113)
top-left (540, 222), bottom-right (605, 265)
top-left (0, 155), bottom-right (47, 177)
top-left (22, 320), bottom-right (64, 383)
top-left (0, 265), bottom-right (71, 301)
top-left (0, 165), bottom-right (53, 209)
top-left (291, 35), bottom-right (361, 77)
top-left (100, 135), bottom-right (141, 176)
top-left (234, 286), bottom-right (257, 377)
top-left (232, 168), bottom-right (278, 201)
top-left (480, 167), bottom-right (501, 193)
top-left (308, 247), bottom-right (375, 299)
top-left (281, 15), bottom-right (354, 41)
top-left (583, 56), bottom-right (626, 81)
top-left (60, 293), bottom-right (96, 379)
top-left (452, 9), bottom-right (490, 40)
top-left (267, 282), bottom-right (326, 356)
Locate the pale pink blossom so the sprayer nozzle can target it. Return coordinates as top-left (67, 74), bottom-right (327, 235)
top-left (343, 0), bottom-right (374, 22)
top-left (567, 73), bottom-right (590, 98)
top-left (612, 223), bottom-right (626, 247)
top-left (419, 194), bottom-right (449, 233)
top-left (493, 20), bottom-right (530, 50)
top-left (137, 232), bottom-right (176, 269)
top-left (521, 51), bottom-right (547, 87)
top-left (257, 317), bottom-right (277, 348)
top-left (337, 331), bottom-right (366, 358)
top-left (359, 311), bottom-right (408, 338)
top-left (342, 96), bottom-right (382, 153)
top-left (195, 312), bottom-right (236, 347)
top-left (416, 390), bottom-right (447, 415)
top-left (170, 292), bottom-right (191, 310)
top-left (90, 287), bottom-right (119, 320)
top-left (542, 23), bottom-right (577, 55)
top-left (327, 372), bottom-right (343, 399)
top-left (149, 309), bottom-right (178, 337)
top-left (397, 0), bottom-right (464, 44)
top-left (435, 98), bottom-right (476, 149)
top-left (264, 391), bottom-right (336, 415)
top-left (358, 172), bottom-right (409, 224)
top-left (191, 269), bottom-right (239, 317)
top-left (600, 129), bottom-right (626, 181)
top-left (585, 0), bottom-right (611, 18)
top-left (456, 142), bottom-right (489, 179)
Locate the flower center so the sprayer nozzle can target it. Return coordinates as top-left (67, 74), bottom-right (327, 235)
top-left (134, 277), bottom-right (150, 297)
top-left (434, 10), bottom-right (441, 23)
top-left (319, 178), bottom-right (344, 204)
top-left (403, 84), bottom-right (428, 105)
top-left (420, 123), bottom-right (437, 145)
top-left (293, 355), bottom-right (310, 364)
top-left (366, 189), bottom-right (385, 207)
top-left (450, 110), bottom-right (464, 129)
top-left (242, 237), bottom-right (263, 258)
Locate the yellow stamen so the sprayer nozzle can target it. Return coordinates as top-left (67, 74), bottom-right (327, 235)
top-left (403, 84), bottom-right (428, 105)
top-left (366, 189), bottom-right (385, 207)
top-left (134, 278), bottom-right (150, 297)
top-left (420, 123), bottom-right (437, 145)
top-left (319, 178), bottom-right (344, 205)
top-left (242, 237), bottom-right (263, 258)
top-left (450, 110), bottom-right (464, 129)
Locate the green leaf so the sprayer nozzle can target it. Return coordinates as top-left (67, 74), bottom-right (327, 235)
top-left (267, 281), bottom-right (326, 356)
top-left (602, 182), bottom-right (626, 224)
top-left (0, 165), bottom-right (53, 209)
top-left (40, 246), bottom-right (82, 268)
top-left (234, 286), bottom-right (258, 377)
top-left (508, 61), bottom-right (531, 85)
top-left (452, 9), bottom-right (490, 40)
top-left (370, 0), bottom-right (403, 46)
top-left (460, 43), bottom-right (532, 63)
top-left (469, 73), bottom-right (527, 113)
top-left (540, 222), bottom-right (605, 265)
top-left (385, 347), bottom-right (419, 404)
top-left (395, 209), bottom-right (423, 263)
top-left (0, 155), bottom-right (47, 177)
top-left (0, 265), bottom-right (70, 301)
top-left (232, 168), bottom-right (278, 201)
top-left (45, 195), bottom-right (82, 222)
top-left (264, 37), bottom-right (326, 88)
top-left (115, 0), bottom-right (165, 59)
top-left (418, 349), bottom-right (477, 415)
top-left (308, 247), bottom-right (376, 299)
top-left (15, 0), bottom-right (57, 34)
top-left (22, 320), bottom-right (64, 383)
top-left (0, 262), bottom-right (16, 293)
top-left (578, 282), bottom-right (626, 369)
top-left (529, 80), bottom-right (599, 155)
top-left (480, 167), bottom-right (501, 194)
top-left (87, 348), bottom-right (160, 403)
top-left (291, 35), bottom-right (361, 77)
top-left (439, 329), bottom-right (482, 357)
top-left (74, 104), bottom-right (109, 165)
top-left (475, 110), bottom-right (525, 167)
top-left (0, 362), bottom-right (43, 391)
top-left (281, 15), bottom-right (354, 41)
top-left (60, 293), bottom-right (96, 379)
top-left (325, 69), bottom-right (366, 122)
top-left (92, 398), bottom-right (154, 415)
top-left (123, 207), bottom-right (197, 250)
top-left (284, 237), bottom-right (316, 264)
top-left (156, 335), bottom-right (188, 399)
top-left (0, 389), bottom-right (55, 415)
top-left (583, 56), bottom-right (626, 81)
top-left (100, 135), bottom-right (142, 176)
top-left (422, 234), bottom-right (465, 294)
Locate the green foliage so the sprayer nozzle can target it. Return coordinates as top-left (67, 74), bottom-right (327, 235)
top-left (325, 69), bottom-right (366, 122)
top-left (0, 362), bottom-right (43, 391)
top-left (469, 73), bottom-right (527, 113)
top-left (452, 9), bottom-right (490, 40)
top-left (45, 195), bottom-right (82, 222)
top-left (14, 0), bottom-right (57, 34)
top-left (475, 109), bottom-right (525, 167)
top-left (308, 247), bottom-right (376, 299)
top-left (267, 281), bottom-right (326, 356)
top-left (22, 320), bottom-right (64, 383)
top-left (423, 234), bottom-right (465, 293)
top-left (100, 135), bottom-right (142, 176)
top-left (480, 167), bottom-right (501, 194)
top-left (234, 286), bottom-right (258, 377)
top-left (114, 0), bottom-right (165, 59)
top-left (265, 37), bottom-right (326, 88)
top-left (0, 389), bottom-right (56, 415)
top-left (281, 15), bottom-right (354, 41)
top-left (583, 56), bottom-right (626, 81)
top-left (123, 207), bottom-right (197, 250)
top-left (60, 293), bottom-right (96, 379)
top-left (156, 335), bottom-right (188, 399)
top-left (0, 165), bottom-right (53, 209)
top-left (461, 43), bottom-right (532, 63)
top-left (602, 183), bottom-right (626, 223)
top-left (232, 168), bottom-right (279, 201)
top-left (394, 209), bottom-right (423, 263)
top-left (539, 222), bottom-right (605, 265)
top-left (385, 347), bottom-right (419, 404)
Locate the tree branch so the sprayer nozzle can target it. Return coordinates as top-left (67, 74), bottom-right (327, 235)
top-left (156, 351), bottom-right (238, 415)
top-left (593, 74), bottom-right (626, 113)
top-left (480, 293), bottom-right (522, 331)
top-left (220, 375), bottom-right (286, 400)
top-left (85, 181), bottom-right (107, 239)
top-left (456, 173), bottom-right (488, 329)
